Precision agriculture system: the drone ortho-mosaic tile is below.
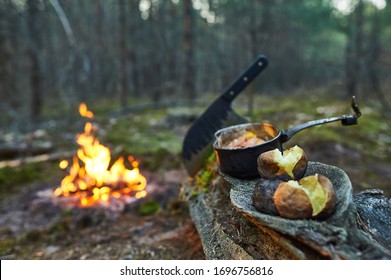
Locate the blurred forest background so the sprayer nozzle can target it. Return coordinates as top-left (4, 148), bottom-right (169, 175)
top-left (0, 0), bottom-right (390, 129)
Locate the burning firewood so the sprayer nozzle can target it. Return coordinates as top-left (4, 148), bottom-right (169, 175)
top-left (53, 103), bottom-right (147, 209)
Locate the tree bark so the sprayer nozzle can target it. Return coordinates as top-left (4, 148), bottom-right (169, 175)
top-left (345, 27), bottom-right (357, 98)
top-left (0, 1), bottom-right (18, 108)
top-left (367, 7), bottom-right (390, 114)
top-left (150, 0), bottom-right (167, 105)
top-left (118, 0), bottom-right (128, 107)
top-left (49, 0), bottom-right (91, 101)
top-left (93, 0), bottom-right (104, 95)
top-left (27, 0), bottom-right (44, 123)
top-left (247, 1), bottom-right (261, 119)
top-left (345, 0), bottom-right (364, 99)
top-left (128, 0), bottom-right (140, 97)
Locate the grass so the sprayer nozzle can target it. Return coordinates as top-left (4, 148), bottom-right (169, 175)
top-left (103, 108), bottom-right (183, 170)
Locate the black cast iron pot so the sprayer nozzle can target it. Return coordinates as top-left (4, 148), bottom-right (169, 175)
top-left (213, 97), bottom-right (361, 179)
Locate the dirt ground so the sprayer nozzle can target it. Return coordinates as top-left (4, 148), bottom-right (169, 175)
top-left (0, 170), bottom-right (205, 260)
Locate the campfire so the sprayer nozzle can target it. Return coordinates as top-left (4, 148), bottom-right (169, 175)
top-left (53, 103), bottom-right (147, 209)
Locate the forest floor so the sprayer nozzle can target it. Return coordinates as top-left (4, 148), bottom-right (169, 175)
top-left (0, 91), bottom-right (390, 259)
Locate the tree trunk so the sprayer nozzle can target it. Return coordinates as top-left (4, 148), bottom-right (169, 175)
top-left (0, 1), bottom-right (18, 108)
top-left (354, 0), bottom-right (364, 97)
top-left (27, 0), bottom-right (44, 123)
top-left (247, 1), bottom-right (261, 119)
top-left (128, 0), bottom-right (140, 97)
top-left (166, 1), bottom-right (179, 90)
top-left (367, 7), bottom-right (390, 114)
top-left (345, 26), bottom-right (357, 98)
top-left (345, 0), bottom-right (364, 99)
top-left (188, 163), bottom-right (391, 259)
top-left (150, 0), bottom-right (167, 105)
top-left (118, 0), bottom-right (128, 107)
top-left (93, 0), bottom-right (104, 95)
top-left (183, 0), bottom-right (196, 103)
top-left (49, 0), bottom-right (91, 103)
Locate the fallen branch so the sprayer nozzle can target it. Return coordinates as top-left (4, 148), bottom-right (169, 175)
top-left (0, 150), bottom-right (74, 169)
top-left (0, 142), bottom-right (53, 159)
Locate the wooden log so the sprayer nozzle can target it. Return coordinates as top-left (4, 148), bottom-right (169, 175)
top-left (186, 162), bottom-right (391, 259)
top-left (0, 142), bottom-right (53, 159)
top-left (187, 178), bottom-right (324, 259)
top-left (0, 150), bottom-right (74, 169)
top-left (355, 189), bottom-right (391, 252)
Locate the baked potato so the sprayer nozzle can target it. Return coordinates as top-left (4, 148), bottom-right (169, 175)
top-left (257, 145), bottom-right (307, 181)
top-left (252, 173), bottom-right (336, 219)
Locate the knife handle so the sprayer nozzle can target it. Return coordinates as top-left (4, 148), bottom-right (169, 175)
top-left (221, 55), bottom-right (268, 103)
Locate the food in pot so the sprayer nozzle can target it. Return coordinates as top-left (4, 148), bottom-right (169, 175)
top-left (226, 131), bottom-right (265, 149)
top-left (273, 174), bottom-right (336, 219)
top-left (257, 145), bottom-right (307, 180)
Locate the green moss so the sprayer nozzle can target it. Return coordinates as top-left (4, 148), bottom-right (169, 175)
top-left (0, 239), bottom-right (16, 255)
top-left (23, 230), bottom-right (45, 243)
top-left (0, 165), bottom-right (39, 185)
top-left (194, 153), bottom-right (217, 194)
top-left (195, 169), bottom-right (213, 191)
top-left (47, 218), bottom-right (71, 236)
top-left (138, 200), bottom-right (161, 216)
top-left (0, 165), bottom-right (42, 199)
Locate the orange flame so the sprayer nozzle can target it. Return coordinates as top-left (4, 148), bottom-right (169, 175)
top-left (79, 102), bottom-right (94, 118)
top-left (53, 103), bottom-right (147, 207)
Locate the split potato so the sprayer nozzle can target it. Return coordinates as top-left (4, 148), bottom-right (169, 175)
top-left (274, 174), bottom-right (336, 219)
top-left (252, 173), bottom-right (336, 219)
top-left (257, 145), bottom-right (307, 180)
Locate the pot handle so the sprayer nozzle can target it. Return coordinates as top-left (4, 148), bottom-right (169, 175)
top-left (280, 96), bottom-right (362, 143)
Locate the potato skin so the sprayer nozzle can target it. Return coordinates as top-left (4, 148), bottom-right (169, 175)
top-left (291, 156), bottom-right (307, 180)
top-left (273, 174), bottom-right (336, 220)
top-left (252, 179), bottom-right (282, 215)
top-left (257, 148), bottom-right (308, 181)
top-left (274, 182), bottom-right (313, 219)
top-left (257, 151), bottom-right (281, 180)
